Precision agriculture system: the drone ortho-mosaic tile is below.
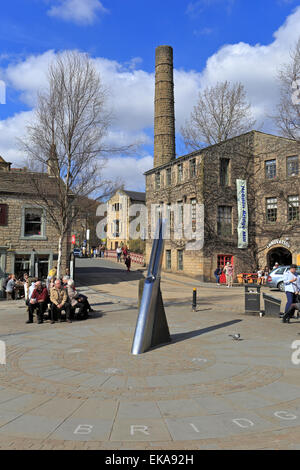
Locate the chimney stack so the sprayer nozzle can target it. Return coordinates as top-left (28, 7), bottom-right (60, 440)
top-left (154, 45), bottom-right (176, 168)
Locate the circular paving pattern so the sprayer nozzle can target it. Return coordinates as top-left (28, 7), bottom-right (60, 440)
top-left (0, 313), bottom-right (300, 449)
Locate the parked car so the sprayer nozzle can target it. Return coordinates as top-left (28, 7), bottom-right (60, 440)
top-left (267, 265), bottom-right (300, 292)
top-left (73, 248), bottom-right (82, 257)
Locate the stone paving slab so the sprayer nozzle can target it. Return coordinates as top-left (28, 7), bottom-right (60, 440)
top-left (0, 415), bottom-right (66, 439)
top-left (0, 272), bottom-right (300, 449)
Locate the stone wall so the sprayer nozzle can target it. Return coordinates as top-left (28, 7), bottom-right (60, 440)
top-left (0, 193), bottom-right (68, 275)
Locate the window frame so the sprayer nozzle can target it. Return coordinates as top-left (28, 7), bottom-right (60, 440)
top-left (265, 159), bottom-right (277, 179)
top-left (177, 249), bottom-right (183, 271)
top-left (220, 158), bottom-right (230, 186)
top-left (217, 205), bottom-right (232, 237)
top-left (20, 206), bottom-right (47, 240)
top-left (177, 163), bottom-right (183, 183)
top-left (266, 197), bottom-right (278, 223)
top-left (286, 155), bottom-right (299, 177)
top-left (190, 158), bottom-right (196, 179)
top-left (0, 204), bottom-right (8, 226)
top-left (166, 167), bottom-right (172, 186)
top-left (166, 250), bottom-right (172, 270)
top-left (288, 195), bottom-right (299, 222)
top-left (155, 172), bottom-right (161, 190)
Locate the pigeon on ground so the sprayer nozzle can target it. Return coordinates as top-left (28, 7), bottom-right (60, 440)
top-left (229, 334), bottom-right (241, 340)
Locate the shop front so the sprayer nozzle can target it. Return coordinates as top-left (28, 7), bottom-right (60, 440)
top-left (10, 250), bottom-right (55, 279)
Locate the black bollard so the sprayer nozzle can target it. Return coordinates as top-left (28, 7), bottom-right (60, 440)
top-left (192, 288), bottom-right (197, 311)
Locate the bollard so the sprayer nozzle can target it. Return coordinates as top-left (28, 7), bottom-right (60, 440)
top-left (192, 288), bottom-right (197, 311)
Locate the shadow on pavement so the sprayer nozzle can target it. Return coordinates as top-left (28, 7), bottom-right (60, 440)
top-left (150, 319), bottom-right (243, 351)
top-left (76, 266), bottom-right (145, 286)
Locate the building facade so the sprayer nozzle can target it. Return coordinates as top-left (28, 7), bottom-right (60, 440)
top-left (145, 131), bottom-right (300, 280)
top-left (145, 45), bottom-right (300, 281)
top-left (0, 157), bottom-right (70, 289)
top-left (105, 189), bottom-right (146, 251)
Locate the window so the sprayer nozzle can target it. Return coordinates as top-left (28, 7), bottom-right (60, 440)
top-left (274, 267), bottom-right (285, 275)
top-left (265, 160), bottom-right (277, 179)
top-left (217, 206), bottom-right (232, 236)
top-left (287, 156), bottom-right (299, 177)
top-left (0, 204), bottom-right (8, 226)
top-left (166, 250), bottom-right (171, 270)
top-left (266, 197), bottom-right (277, 222)
top-left (155, 172), bottom-right (160, 190)
top-left (166, 203), bottom-right (172, 229)
top-left (177, 201), bottom-right (184, 227)
top-left (177, 250), bottom-right (183, 271)
top-left (191, 198), bottom-right (197, 233)
top-left (24, 208), bottom-right (43, 237)
top-left (177, 164), bottom-right (183, 183)
top-left (166, 168), bottom-right (172, 186)
top-left (114, 219), bottom-right (120, 237)
top-left (288, 195), bottom-right (299, 221)
top-left (220, 158), bottom-right (230, 186)
top-left (113, 203), bottom-right (121, 211)
top-left (190, 159), bottom-right (196, 178)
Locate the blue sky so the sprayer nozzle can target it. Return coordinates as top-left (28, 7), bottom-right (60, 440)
top-left (0, 0), bottom-right (300, 190)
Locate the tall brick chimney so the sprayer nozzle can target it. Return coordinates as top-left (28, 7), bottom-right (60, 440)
top-left (154, 45), bottom-right (176, 168)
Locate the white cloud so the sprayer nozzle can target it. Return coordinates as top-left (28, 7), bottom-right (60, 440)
top-left (101, 155), bottom-right (152, 191)
top-left (47, 0), bottom-right (108, 25)
top-left (0, 110), bottom-right (34, 165)
top-left (1, 6), bottom-right (300, 177)
top-left (198, 6), bottom-right (300, 130)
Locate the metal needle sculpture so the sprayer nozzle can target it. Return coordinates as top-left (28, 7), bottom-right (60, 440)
top-left (131, 218), bottom-right (171, 355)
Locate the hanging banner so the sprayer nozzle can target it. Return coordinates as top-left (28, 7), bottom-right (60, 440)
top-left (236, 179), bottom-right (248, 249)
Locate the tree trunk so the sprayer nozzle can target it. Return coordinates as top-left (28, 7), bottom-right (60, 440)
top-left (57, 235), bottom-right (63, 279)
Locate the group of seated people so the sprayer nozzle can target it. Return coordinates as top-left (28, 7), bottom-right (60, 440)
top-left (26, 275), bottom-right (94, 325)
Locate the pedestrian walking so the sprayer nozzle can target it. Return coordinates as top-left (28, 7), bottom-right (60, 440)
top-left (125, 253), bottom-right (131, 272)
top-left (116, 246), bottom-right (122, 262)
top-left (282, 264), bottom-right (300, 323)
top-left (223, 262), bottom-right (233, 288)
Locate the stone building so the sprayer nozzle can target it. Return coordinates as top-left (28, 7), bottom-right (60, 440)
top-left (105, 189), bottom-right (146, 251)
top-left (71, 196), bottom-right (101, 251)
top-left (0, 156), bottom-right (70, 288)
top-left (145, 45), bottom-right (300, 281)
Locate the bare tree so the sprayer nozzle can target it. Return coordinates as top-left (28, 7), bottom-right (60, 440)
top-left (19, 51), bottom-right (130, 277)
top-left (275, 38), bottom-right (300, 143)
top-left (181, 81), bottom-right (256, 151)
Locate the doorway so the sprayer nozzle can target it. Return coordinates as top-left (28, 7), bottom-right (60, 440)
top-left (267, 247), bottom-right (292, 268)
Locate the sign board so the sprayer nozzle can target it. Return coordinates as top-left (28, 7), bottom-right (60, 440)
top-left (86, 229), bottom-right (90, 241)
top-left (71, 235), bottom-right (76, 245)
top-left (266, 239), bottom-right (291, 250)
top-left (236, 179), bottom-right (248, 249)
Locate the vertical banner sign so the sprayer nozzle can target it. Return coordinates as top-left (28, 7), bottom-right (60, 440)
top-left (236, 179), bottom-right (248, 249)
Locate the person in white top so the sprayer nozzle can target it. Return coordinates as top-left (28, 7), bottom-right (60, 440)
top-left (116, 246), bottom-right (122, 263)
top-left (282, 264), bottom-right (299, 323)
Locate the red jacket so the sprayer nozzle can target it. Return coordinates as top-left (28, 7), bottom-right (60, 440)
top-left (31, 287), bottom-right (49, 303)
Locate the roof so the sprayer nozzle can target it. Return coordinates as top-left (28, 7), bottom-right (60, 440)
top-left (0, 170), bottom-right (60, 197)
top-left (121, 190), bottom-right (146, 202)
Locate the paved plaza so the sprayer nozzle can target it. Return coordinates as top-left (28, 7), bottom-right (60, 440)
top-left (0, 258), bottom-right (300, 450)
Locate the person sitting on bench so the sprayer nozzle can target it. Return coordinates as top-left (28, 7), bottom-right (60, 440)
top-left (50, 279), bottom-right (72, 324)
top-left (26, 281), bottom-right (48, 324)
top-left (67, 279), bottom-right (92, 320)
